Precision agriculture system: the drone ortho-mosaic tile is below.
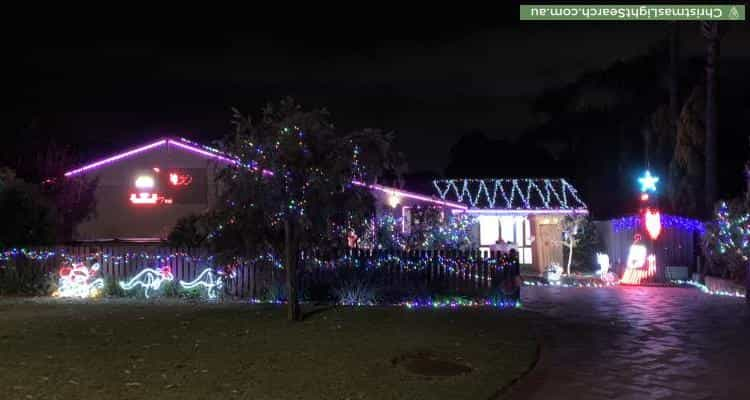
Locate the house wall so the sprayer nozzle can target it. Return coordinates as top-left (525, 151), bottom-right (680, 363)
top-left (529, 215), bottom-right (564, 274)
top-left (74, 143), bottom-right (223, 240)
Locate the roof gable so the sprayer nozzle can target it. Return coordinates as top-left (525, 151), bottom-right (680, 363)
top-left (63, 137), bottom-right (467, 210)
top-left (64, 138), bottom-right (237, 177)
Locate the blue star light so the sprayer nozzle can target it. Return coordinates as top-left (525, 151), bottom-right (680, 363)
top-left (638, 170), bottom-right (659, 193)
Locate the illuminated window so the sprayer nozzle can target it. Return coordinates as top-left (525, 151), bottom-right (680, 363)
top-left (479, 216), bottom-right (499, 246)
top-left (134, 175), bottom-right (155, 189)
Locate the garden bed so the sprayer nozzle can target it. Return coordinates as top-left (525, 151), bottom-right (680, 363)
top-left (0, 298), bottom-right (537, 400)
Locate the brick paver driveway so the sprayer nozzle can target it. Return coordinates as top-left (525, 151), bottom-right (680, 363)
top-left (504, 286), bottom-right (750, 400)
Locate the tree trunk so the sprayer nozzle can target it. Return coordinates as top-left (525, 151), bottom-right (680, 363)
top-left (284, 218), bottom-right (301, 321)
top-left (566, 241), bottom-right (573, 275)
top-left (703, 22), bottom-right (720, 218)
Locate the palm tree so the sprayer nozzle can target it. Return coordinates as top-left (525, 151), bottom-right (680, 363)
top-left (669, 23), bottom-right (680, 139)
top-left (702, 21), bottom-right (721, 217)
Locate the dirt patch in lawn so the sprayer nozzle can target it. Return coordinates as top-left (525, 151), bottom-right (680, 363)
top-left (0, 298), bottom-right (537, 400)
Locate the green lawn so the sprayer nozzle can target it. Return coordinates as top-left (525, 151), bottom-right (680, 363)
top-left (0, 299), bottom-right (537, 400)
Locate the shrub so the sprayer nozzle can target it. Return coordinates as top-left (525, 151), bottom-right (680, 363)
top-left (161, 280), bottom-right (180, 297)
top-left (334, 279), bottom-right (377, 306)
top-left (0, 264), bottom-right (57, 296)
top-left (303, 280), bottom-right (334, 302)
top-left (179, 286), bottom-right (203, 300)
top-left (102, 278), bottom-right (126, 297)
top-left (259, 280), bottom-right (287, 302)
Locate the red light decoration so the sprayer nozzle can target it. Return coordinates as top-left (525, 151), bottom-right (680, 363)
top-left (168, 172), bottom-right (192, 187)
top-left (640, 193), bottom-right (649, 201)
top-left (622, 253), bottom-right (656, 285)
top-left (621, 234), bottom-right (657, 285)
top-left (644, 209), bottom-right (661, 240)
top-left (130, 193), bottom-right (158, 204)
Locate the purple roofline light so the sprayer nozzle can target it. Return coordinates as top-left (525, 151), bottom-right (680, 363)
top-left (351, 180), bottom-right (467, 210)
top-left (64, 140), bottom-right (168, 177)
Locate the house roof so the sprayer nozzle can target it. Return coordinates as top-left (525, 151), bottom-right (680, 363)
top-left (63, 137), bottom-right (467, 210)
top-left (433, 178), bottom-right (587, 211)
top-left (63, 137), bottom-right (238, 177)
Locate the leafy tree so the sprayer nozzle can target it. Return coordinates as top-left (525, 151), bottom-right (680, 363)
top-left (703, 199), bottom-right (747, 282)
top-left (525, 43), bottom-right (675, 218)
top-left (402, 206), bottom-right (475, 251)
top-left (37, 142), bottom-right (98, 242)
top-left (668, 85), bottom-right (705, 217)
top-left (702, 21), bottom-right (722, 217)
top-left (0, 173), bottom-right (57, 247)
top-left (0, 167), bottom-right (16, 191)
top-left (570, 217), bottom-right (602, 273)
top-left (168, 214), bottom-right (209, 248)
top-left (210, 98), bottom-right (398, 320)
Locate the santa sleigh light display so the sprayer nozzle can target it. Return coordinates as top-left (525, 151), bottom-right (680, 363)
top-left (54, 261), bottom-right (105, 298)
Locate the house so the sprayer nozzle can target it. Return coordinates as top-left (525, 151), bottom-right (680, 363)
top-left (64, 137), bottom-right (466, 241)
top-left (65, 138), bottom-right (231, 240)
top-left (64, 138), bottom-right (588, 274)
top-left (432, 179), bottom-right (588, 272)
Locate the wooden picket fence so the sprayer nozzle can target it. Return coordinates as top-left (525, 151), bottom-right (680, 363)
top-left (1, 246), bottom-right (520, 302)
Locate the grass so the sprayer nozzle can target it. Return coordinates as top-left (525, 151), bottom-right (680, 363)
top-left (0, 298), bottom-right (537, 400)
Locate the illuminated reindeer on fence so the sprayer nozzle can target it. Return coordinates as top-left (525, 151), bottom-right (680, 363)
top-left (119, 266), bottom-right (174, 298)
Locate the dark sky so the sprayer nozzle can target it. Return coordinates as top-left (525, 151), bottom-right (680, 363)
top-left (7, 10), bottom-right (750, 173)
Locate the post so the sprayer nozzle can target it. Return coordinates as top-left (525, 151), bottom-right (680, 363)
top-left (285, 218), bottom-right (301, 321)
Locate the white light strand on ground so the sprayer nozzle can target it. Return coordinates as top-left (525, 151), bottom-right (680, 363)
top-left (523, 280), bottom-right (618, 288)
top-left (671, 280), bottom-right (745, 298)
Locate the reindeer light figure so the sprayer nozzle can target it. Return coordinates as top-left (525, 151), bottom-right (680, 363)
top-left (119, 266), bottom-right (174, 298)
top-left (179, 268), bottom-right (225, 299)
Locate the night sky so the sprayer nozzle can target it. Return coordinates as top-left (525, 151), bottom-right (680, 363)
top-left (7, 10), bottom-right (750, 174)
